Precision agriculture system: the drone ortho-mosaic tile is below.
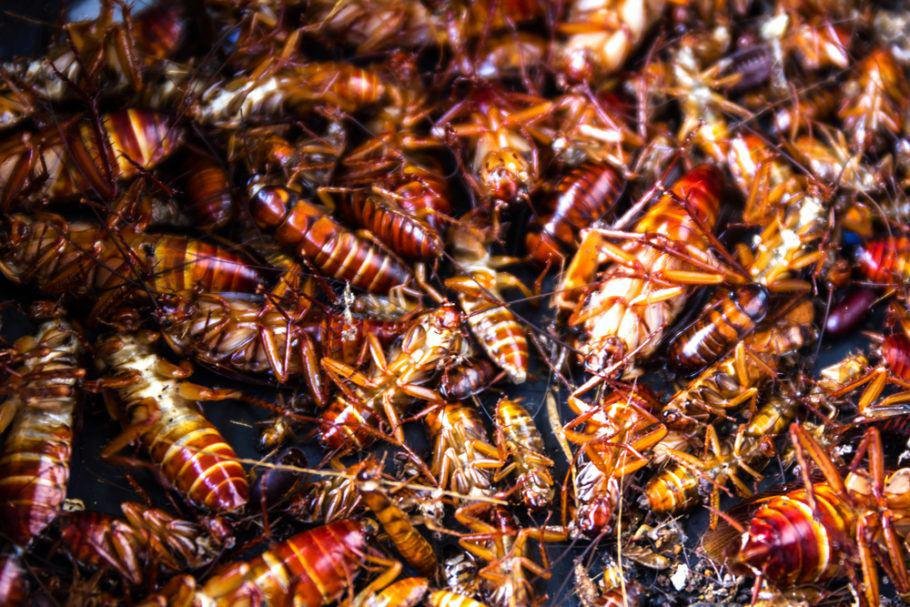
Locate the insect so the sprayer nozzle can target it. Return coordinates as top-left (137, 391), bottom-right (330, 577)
top-left (838, 47), bottom-right (908, 153)
top-left (250, 184), bottom-right (411, 293)
top-left (95, 332), bottom-right (249, 513)
top-left (0, 553), bottom-right (27, 605)
top-left (545, 92), bottom-right (640, 170)
top-left (439, 357), bottom-right (501, 401)
top-left (432, 85), bottom-right (552, 207)
top-left (425, 402), bottom-right (499, 501)
top-left (446, 211), bottom-right (530, 383)
top-left (320, 304), bottom-right (466, 452)
top-left (562, 164), bottom-right (726, 378)
top-left (455, 502), bottom-right (567, 607)
top-left (0, 109), bottom-right (182, 210)
top-left (286, 460), bottom-right (363, 524)
top-left (358, 576), bottom-right (429, 607)
top-left (0, 318), bottom-right (83, 546)
top-left (140, 519), bottom-right (390, 606)
top-left (857, 236), bottom-right (910, 285)
top-left (58, 502), bottom-right (232, 586)
top-left (492, 397), bottom-right (555, 510)
top-left (554, 0), bottom-right (667, 83)
top-left (825, 288), bottom-right (879, 335)
top-left (707, 424), bottom-right (910, 607)
top-left (574, 558), bottom-right (641, 607)
top-left (338, 190), bottom-right (443, 260)
top-left (302, 0), bottom-right (439, 55)
top-left (179, 150), bottom-right (235, 232)
top-left (429, 590), bottom-right (491, 607)
top-left (525, 162), bottom-right (624, 265)
top-left (0, 214), bottom-right (266, 316)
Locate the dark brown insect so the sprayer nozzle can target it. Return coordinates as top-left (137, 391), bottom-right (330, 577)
top-left (439, 357), bottom-right (501, 401)
top-left (179, 150), bottom-right (235, 231)
top-left (0, 553), bottom-right (28, 606)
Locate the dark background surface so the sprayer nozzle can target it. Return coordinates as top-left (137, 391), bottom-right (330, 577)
top-left (0, 2), bottom-right (880, 606)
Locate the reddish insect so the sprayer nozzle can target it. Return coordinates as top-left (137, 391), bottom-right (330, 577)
top-left (439, 358), bottom-right (501, 401)
top-left (857, 236), bottom-right (910, 284)
top-left (179, 150), bottom-right (235, 231)
top-left (0, 553), bottom-right (28, 606)
top-left (338, 191), bottom-right (443, 260)
top-left (95, 332), bottom-right (248, 513)
top-left (0, 319), bottom-right (83, 546)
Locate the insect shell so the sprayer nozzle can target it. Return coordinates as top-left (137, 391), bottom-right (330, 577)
top-left (0, 319), bottom-right (83, 546)
top-left (494, 397), bottom-right (555, 510)
top-left (95, 332), bottom-right (249, 513)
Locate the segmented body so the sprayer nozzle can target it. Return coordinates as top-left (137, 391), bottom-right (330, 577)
top-left (364, 577), bottom-right (429, 607)
top-left (569, 165), bottom-right (722, 376)
top-left (0, 554), bottom-right (27, 605)
top-left (340, 192), bottom-right (442, 260)
top-left (59, 502), bottom-right (230, 585)
top-left (425, 403), bottom-right (498, 500)
top-left (430, 590), bottom-right (490, 607)
top-left (440, 358), bottom-right (500, 401)
top-left (838, 48), bottom-right (907, 152)
top-left (495, 398), bottom-right (554, 509)
top-left (250, 185), bottom-right (410, 293)
top-left (96, 333), bottom-right (248, 512)
top-left (883, 333), bottom-right (910, 380)
top-left (857, 236), bottom-right (910, 283)
top-left (0, 320), bottom-right (82, 546)
top-left (180, 151), bottom-right (234, 231)
top-left (526, 162), bottom-right (623, 264)
top-left (0, 109), bottom-right (181, 208)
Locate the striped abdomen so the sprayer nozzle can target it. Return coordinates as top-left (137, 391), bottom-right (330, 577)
top-left (883, 333), bottom-right (910, 380)
top-left (0, 554), bottom-right (27, 605)
top-left (180, 151), bottom-right (234, 231)
top-left (738, 484), bottom-right (853, 586)
top-left (526, 162), bottom-right (622, 264)
top-left (0, 109), bottom-right (181, 208)
top-left (426, 404), bottom-right (496, 499)
top-left (199, 520), bottom-right (366, 605)
top-left (644, 463), bottom-right (700, 513)
top-left (669, 284), bottom-right (769, 370)
top-left (495, 398), bottom-right (554, 509)
top-left (341, 193), bottom-right (442, 259)
top-left (856, 236), bottom-right (910, 283)
top-left (440, 358), bottom-right (499, 401)
top-left (430, 590), bottom-right (490, 607)
top-left (0, 320), bottom-right (82, 546)
top-left (250, 185), bottom-right (410, 293)
top-left (97, 334), bottom-right (248, 512)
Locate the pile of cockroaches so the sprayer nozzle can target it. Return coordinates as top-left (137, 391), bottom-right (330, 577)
top-left (1, 0), bottom-right (910, 605)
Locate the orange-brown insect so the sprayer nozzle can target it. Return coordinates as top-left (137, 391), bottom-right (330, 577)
top-left (708, 424), bottom-right (910, 607)
top-left (493, 398), bottom-right (554, 510)
top-left (359, 576), bottom-right (429, 607)
top-left (319, 304), bottom-right (466, 452)
top-left (179, 150), bottom-right (234, 231)
top-left (545, 91), bottom-right (640, 169)
top-left (250, 184), bottom-right (411, 293)
top-left (857, 236), bottom-right (910, 285)
top-left (429, 589), bottom-right (491, 607)
top-left (0, 109), bottom-right (182, 210)
top-left (838, 48), bottom-right (908, 153)
top-left (95, 332), bottom-right (248, 513)
top-left (562, 164), bottom-right (725, 378)
top-left (302, 0), bottom-right (440, 54)
top-left (141, 520), bottom-right (384, 606)
top-left (0, 319), bottom-right (83, 546)
top-left (425, 403), bottom-right (499, 501)
top-left (339, 191), bottom-right (443, 260)
top-left (58, 502), bottom-right (232, 586)
top-left (446, 212), bottom-right (530, 383)
top-left (526, 162), bottom-right (624, 265)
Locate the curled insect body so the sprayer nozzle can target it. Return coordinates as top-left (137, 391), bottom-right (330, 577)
top-left (838, 48), bottom-right (908, 153)
top-left (58, 501), bottom-right (233, 586)
top-left (95, 332), bottom-right (248, 513)
top-left (525, 162), bottom-right (624, 265)
top-left (319, 304), bottom-right (466, 452)
top-left (432, 85), bottom-right (552, 206)
top-left (441, 550), bottom-right (482, 599)
top-left (179, 150), bottom-right (235, 232)
top-left (707, 424), bottom-right (910, 607)
top-left (455, 502), bottom-right (567, 607)
top-left (425, 403), bottom-right (499, 501)
top-left (0, 319), bottom-right (83, 546)
top-left (141, 519), bottom-right (386, 607)
top-left (554, 0), bottom-right (667, 84)
top-left (725, 133), bottom-right (800, 226)
top-left (0, 109), bottom-right (182, 209)
top-left (339, 191), bottom-right (443, 260)
top-left (562, 164), bottom-right (725, 378)
top-left (461, 33), bottom-right (548, 85)
top-left (0, 553), bottom-right (27, 606)
top-left (0, 214), bottom-right (266, 316)
top-left (250, 184), bottom-right (411, 293)
top-left (574, 558), bottom-right (641, 607)
top-left (446, 212), bottom-right (530, 383)
top-left (493, 398), bottom-right (555, 510)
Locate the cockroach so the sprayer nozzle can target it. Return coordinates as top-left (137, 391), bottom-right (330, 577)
top-left (432, 85), bottom-right (552, 206)
top-left (338, 191), bottom-right (443, 260)
top-left (425, 403), bottom-right (499, 501)
top-left (249, 447), bottom-right (308, 509)
top-left (492, 397), bottom-right (555, 510)
top-left (286, 459), bottom-right (363, 524)
top-left (95, 332), bottom-right (248, 513)
top-left (359, 576), bottom-right (428, 607)
top-left (0, 319), bottom-right (83, 546)
top-left (140, 519), bottom-right (390, 606)
top-left (545, 91), bottom-right (640, 169)
top-left (442, 550), bottom-right (482, 599)
top-left (302, 0), bottom-right (439, 54)
top-left (562, 164), bottom-right (725, 378)
top-left (446, 212), bottom-right (530, 383)
top-left (429, 590), bottom-right (491, 607)
top-left (857, 236), bottom-right (910, 284)
top-left (525, 162), bottom-right (624, 265)
top-left (58, 501), bottom-right (232, 585)
top-left (784, 16), bottom-right (852, 73)
top-left (725, 133), bottom-right (800, 225)
top-left (439, 357), bottom-right (501, 401)
top-left (455, 502), bottom-right (567, 607)
top-left (320, 304), bottom-right (466, 452)
top-left (179, 150), bottom-right (234, 232)
top-left (0, 109), bottom-right (182, 209)
top-left (825, 288), bottom-right (879, 336)
top-left (0, 214), bottom-right (266, 316)
top-left (466, 34), bottom-right (548, 85)
top-left (249, 184), bottom-right (411, 293)
top-left (839, 48), bottom-right (907, 153)
top-left (352, 458), bottom-right (437, 577)
top-left (0, 3), bottom-right (185, 128)
top-left (0, 553), bottom-right (27, 606)
top-left (707, 424), bottom-right (910, 607)
top-left (668, 284), bottom-right (769, 370)
top-left (554, 0), bottom-right (667, 83)
top-left (788, 128), bottom-right (880, 194)
top-left (574, 558), bottom-right (641, 607)
top-left (883, 332), bottom-right (910, 381)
